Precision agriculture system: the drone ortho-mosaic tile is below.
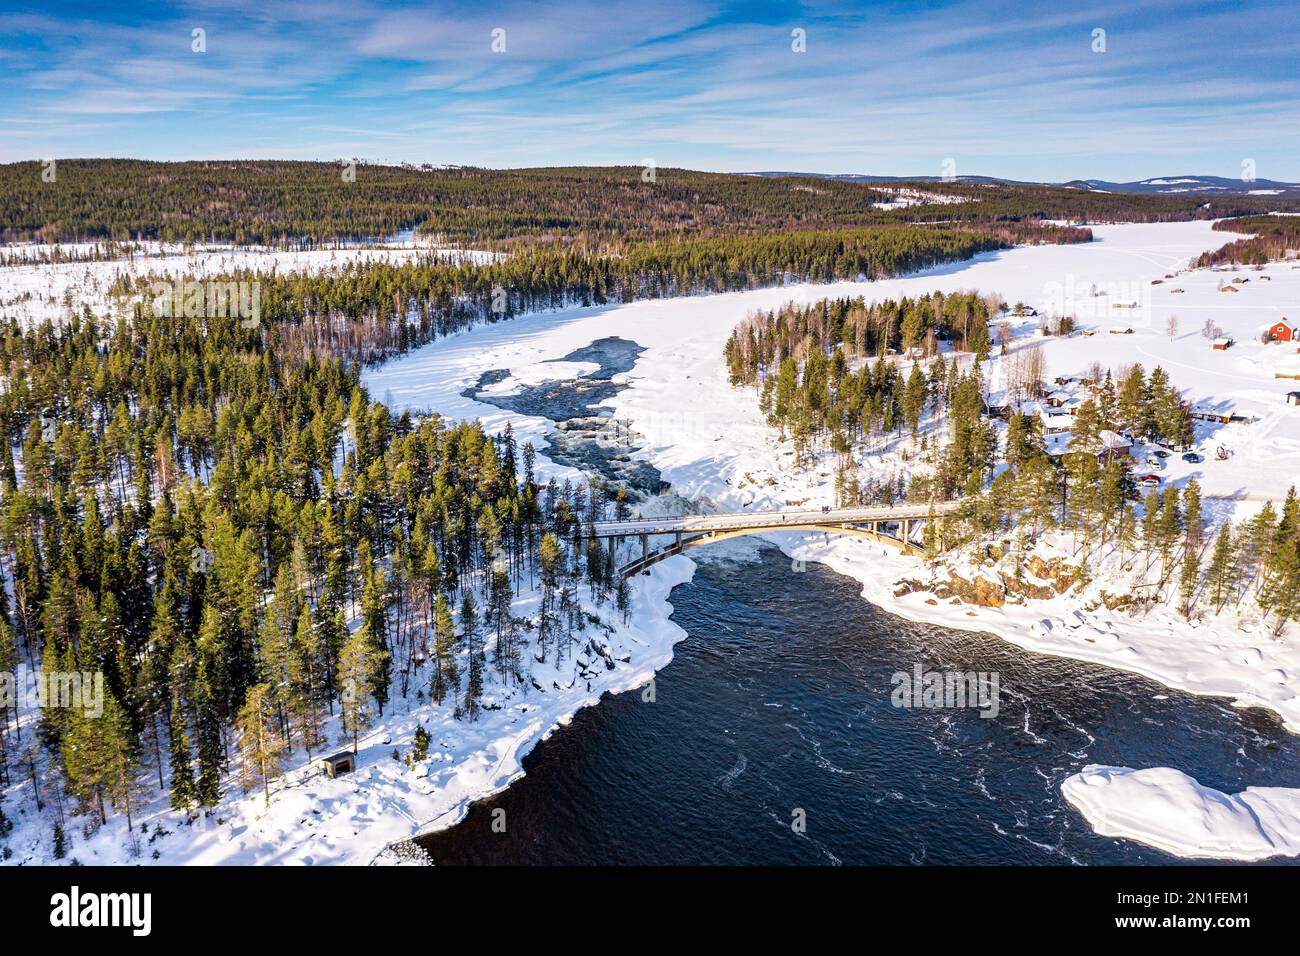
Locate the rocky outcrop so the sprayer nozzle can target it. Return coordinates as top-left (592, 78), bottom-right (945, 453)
top-left (891, 552), bottom-right (1084, 610)
top-left (1099, 590), bottom-right (1137, 611)
top-left (946, 572), bottom-right (1006, 608)
top-left (1026, 555), bottom-right (1081, 594)
top-left (1003, 575), bottom-right (1056, 601)
top-left (892, 579), bottom-right (927, 597)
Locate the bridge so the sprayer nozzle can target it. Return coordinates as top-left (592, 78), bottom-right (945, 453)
top-left (589, 501), bottom-right (960, 577)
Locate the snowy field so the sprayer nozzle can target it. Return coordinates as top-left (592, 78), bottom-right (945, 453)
top-left (364, 219), bottom-right (1300, 860)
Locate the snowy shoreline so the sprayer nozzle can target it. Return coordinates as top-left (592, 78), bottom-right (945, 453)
top-left (381, 556), bottom-right (697, 858)
top-left (3, 553), bottom-right (697, 866)
top-left (769, 531), bottom-right (1300, 734)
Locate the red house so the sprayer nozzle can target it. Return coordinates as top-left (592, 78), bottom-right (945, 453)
top-left (1269, 319), bottom-right (1297, 342)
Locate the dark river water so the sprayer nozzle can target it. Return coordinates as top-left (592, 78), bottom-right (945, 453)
top-left (463, 336), bottom-right (668, 496)
top-left (419, 543), bottom-right (1300, 865)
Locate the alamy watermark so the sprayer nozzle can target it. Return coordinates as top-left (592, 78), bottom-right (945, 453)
top-left (149, 278), bottom-right (261, 329)
top-left (891, 663), bottom-right (1000, 718)
top-left (1042, 273), bottom-right (1151, 327)
top-left (1, 670), bottom-right (104, 718)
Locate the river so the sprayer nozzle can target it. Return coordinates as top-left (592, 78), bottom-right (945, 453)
top-left (418, 541), bottom-right (1300, 865)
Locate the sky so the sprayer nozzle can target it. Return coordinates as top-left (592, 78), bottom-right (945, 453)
top-left (2, 0), bottom-right (1298, 182)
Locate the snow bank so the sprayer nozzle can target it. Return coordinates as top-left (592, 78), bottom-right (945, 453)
top-left (1062, 765), bottom-right (1300, 861)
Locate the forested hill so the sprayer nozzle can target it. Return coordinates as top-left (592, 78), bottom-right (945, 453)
top-left (1193, 215), bottom-right (1300, 266)
top-left (3, 160), bottom-right (1292, 247)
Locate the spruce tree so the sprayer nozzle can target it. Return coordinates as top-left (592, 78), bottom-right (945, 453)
top-left (167, 689), bottom-right (199, 811)
top-left (1206, 524), bottom-right (1235, 612)
top-left (430, 593), bottom-right (458, 707)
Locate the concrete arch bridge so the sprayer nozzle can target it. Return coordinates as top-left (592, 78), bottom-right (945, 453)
top-left (588, 502), bottom-right (960, 578)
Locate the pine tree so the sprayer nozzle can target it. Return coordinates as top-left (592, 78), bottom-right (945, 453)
top-left (1178, 544), bottom-right (1200, 618)
top-left (194, 605), bottom-right (227, 807)
top-left (1183, 477), bottom-right (1204, 558)
top-left (0, 618), bottom-right (15, 743)
top-left (1206, 524), bottom-right (1235, 613)
top-left (615, 575), bottom-right (631, 624)
top-left (358, 547), bottom-right (392, 715)
top-left (336, 625), bottom-right (388, 756)
top-left (1263, 538), bottom-right (1300, 635)
top-left (62, 688), bottom-right (136, 828)
top-left (167, 688), bottom-right (198, 811)
top-left (236, 683), bottom-right (287, 807)
top-left (288, 604), bottom-right (325, 756)
top-left (461, 592), bottom-right (484, 721)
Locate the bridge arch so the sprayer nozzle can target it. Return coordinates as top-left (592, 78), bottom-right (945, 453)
top-left (588, 503), bottom-right (957, 579)
top-left (602, 520), bottom-right (928, 578)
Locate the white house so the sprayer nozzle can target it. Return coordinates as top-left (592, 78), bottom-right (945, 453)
top-left (1039, 406), bottom-right (1074, 435)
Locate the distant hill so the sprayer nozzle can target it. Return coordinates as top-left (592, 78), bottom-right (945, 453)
top-left (1061, 176), bottom-right (1300, 196)
top-left (751, 171), bottom-right (1300, 196)
top-left (5, 159), bottom-right (1298, 245)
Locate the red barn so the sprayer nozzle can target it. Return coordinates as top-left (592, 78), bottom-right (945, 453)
top-left (1269, 319), bottom-right (1297, 342)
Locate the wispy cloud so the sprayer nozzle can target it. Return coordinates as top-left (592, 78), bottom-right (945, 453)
top-left (0, 0), bottom-right (1295, 180)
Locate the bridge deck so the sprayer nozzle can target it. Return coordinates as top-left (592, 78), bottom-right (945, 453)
top-left (588, 501), bottom-right (958, 538)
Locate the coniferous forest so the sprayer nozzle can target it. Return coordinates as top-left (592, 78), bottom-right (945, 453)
top-left (724, 295), bottom-right (1300, 632)
top-left (3, 160), bottom-right (1294, 247)
top-left (0, 301), bottom-right (646, 834)
top-left (1194, 215), bottom-right (1300, 266)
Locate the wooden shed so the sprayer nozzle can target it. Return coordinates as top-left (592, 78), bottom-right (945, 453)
top-left (322, 752), bottom-right (356, 778)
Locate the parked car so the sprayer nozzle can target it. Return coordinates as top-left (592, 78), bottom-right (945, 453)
top-left (1146, 456), bottom-right (1165, 470)
top-left (1137, 474), bottom-right (1162, 487)
top-left (1182, 452), bottom-right (1203, 463)
top-left (1152, 449), bottom-right (1170, 459)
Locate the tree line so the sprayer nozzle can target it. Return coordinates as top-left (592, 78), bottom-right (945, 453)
top-left (9, 159), bottom-right (1288, 248)
top-left (103, 228), bottom-right (1023, 369)
top-left (1194, 215), bottom-right (1300, 267)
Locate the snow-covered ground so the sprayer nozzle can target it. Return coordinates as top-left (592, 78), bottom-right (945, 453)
top-left (7, 220), bottom-right (1300, 864)
top-left (364, 220), bottom-right (1300, 732)
top-left (870, 186), bottom-right (971, 210)
top-left (1062, 765), bottom-right (1300, 861)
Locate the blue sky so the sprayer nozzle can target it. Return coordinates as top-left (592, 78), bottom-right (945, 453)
top-left (2, 0), bottom-right (1297, 181)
